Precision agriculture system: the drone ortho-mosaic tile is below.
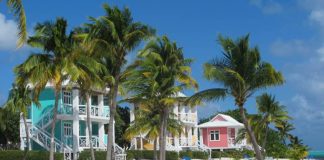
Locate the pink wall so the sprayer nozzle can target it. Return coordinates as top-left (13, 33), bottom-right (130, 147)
top-left (202, 127), bottom-right (228, 148)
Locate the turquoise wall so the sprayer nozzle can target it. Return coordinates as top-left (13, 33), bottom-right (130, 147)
top-left (31, 88), bottom-right (60, 124)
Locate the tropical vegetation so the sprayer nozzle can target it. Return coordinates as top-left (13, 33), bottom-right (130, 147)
top-left (0, 2), bottom-right (311, 160)
top-left (187, 34), bottom-right (284, 160)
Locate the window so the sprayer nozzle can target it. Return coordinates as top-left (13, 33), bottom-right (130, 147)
top-left (63, 91), bottom-right (72, 105)
top-left (210, 130), bottom-right (219, 141)
top-left (103, 96), bottom-right (109, 106)
top-left (91, 95), bottom-right (98, 106)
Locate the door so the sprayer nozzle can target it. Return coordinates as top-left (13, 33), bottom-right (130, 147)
top-left (63, 122), bottom-right (73, 147)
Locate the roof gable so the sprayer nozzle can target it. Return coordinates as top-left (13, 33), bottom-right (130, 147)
top-left (198, 114), bottom-right (244, 128)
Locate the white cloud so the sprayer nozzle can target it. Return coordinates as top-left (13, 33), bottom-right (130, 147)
top-left (290, 94), bottom-right (324, 122)
top-left (249, 0), bottom-right (283, 14)
top-left (269, 39), bottom-right (311, 56)
top-left (0, 13), bottom-right (19, 51)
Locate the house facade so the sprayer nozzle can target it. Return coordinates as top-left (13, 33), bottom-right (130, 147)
top-left (129, 93), bottom-right (208, 152)
top-left (198, 114), bottom-right (251, 150)
top-left (19, 84), bottom-right (125, 160)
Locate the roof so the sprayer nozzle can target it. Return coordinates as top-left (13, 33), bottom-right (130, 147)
top-left (198, 114), bottom-right (244, 128)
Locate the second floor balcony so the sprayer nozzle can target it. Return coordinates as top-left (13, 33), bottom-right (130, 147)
top-left (178, 113), bottom-right (197, 124)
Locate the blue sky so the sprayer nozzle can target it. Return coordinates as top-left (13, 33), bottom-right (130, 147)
top-left (0, 0), bottom-right (324, 150)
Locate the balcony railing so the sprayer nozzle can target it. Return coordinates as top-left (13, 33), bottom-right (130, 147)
top-left (78, 105), bottom-right (110, 118)
top-left (167, 137), bottom-right (198, 147)
top-left (79, 136), bottom-right (101, 148)
top-left (178, 113), bottom-right (197, 123)
top-left (227, 138), bottom-right (246, 148)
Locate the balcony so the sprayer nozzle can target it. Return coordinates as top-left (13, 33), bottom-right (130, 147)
top-left (78, 105), bottom-right (109, 118)
top-left (79, 136), bottom-right (104, 148)
top-left (227, 138), bottom-right (247, 148)
top-left (178, 113), bottom-right (197, 124)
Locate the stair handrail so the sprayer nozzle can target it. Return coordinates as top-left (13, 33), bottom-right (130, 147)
top-left (36, 108), bottom-right (54, 128)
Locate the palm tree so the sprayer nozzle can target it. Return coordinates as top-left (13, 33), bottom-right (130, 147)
top-left (256, 93), bottom-right (290, 155)
top-left (124, 104), bottom-right (182, 160)
top-left (4, 84), bottom-right (39, 160)
top-left (125, 36), bottom-right (197, 160)
top-left (3, 0), bottom-right (27, 47)
top-left (84, 4), bottom-right (155, 160)
top-left (275, 120), bottom-right (294, 145)
top-left (69, 40), bottom-right (106, 160)
top-left (14, 18), bottom-right (76, 160)
top-left (187, 35), bottom-right (284, 160)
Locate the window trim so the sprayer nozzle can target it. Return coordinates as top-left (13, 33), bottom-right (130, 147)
top-left (210, 130), bottom-right (220, 141)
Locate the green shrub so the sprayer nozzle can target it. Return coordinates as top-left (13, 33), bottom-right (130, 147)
top-left (79, 151), bottom-right (106, 160)
top-left (0, 150), bottom-right (63, 160)
top-left (211, 149), bottom-right (254, 159)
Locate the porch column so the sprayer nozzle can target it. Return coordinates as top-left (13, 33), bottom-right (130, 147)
top-left (98, 94), bottom-right (103, 116)
top-left (173, 105), bottom-right (179, 148)
top-left (191, 106), bottom-right (198, 124)
top-left (199, 128), bottom-right (203, 145)
top-left (98, 123), bottom-right (104, 147)
top-left (188, 126), bottom-right (192, 146)
top-left (72, 89), bottom-right (80, 159)
top-left (193, 127), bottom-right (198, 145)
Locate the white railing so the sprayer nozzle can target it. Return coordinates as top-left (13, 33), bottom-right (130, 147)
top-left (179, 137), bottom-right (197, 146)
top-left (79, 136), bottom-right (100, 148)
top-left (78, 105), bottom-right (110, 118)
top-left (197, 140), bottom-right (211, 159)
top-left (179, 113), bottom-right (197, 123)
top-left (25, 125), bottom-right (73, 160)
top-left (228, 138), bottom-right (246, 148)
top-left (36, 108), bottom-right (54, 128)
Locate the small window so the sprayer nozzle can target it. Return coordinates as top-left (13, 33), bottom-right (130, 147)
top-left (103, 96), bottom-right (109, 106)
top-left (91, 95), bottom-right (98, 106)
top-left (210, 130), bottom-right (219, 141)
top-left (79, 94), bottom-right (86, 105)
top-left (63, 91), bottom-right (72, 105)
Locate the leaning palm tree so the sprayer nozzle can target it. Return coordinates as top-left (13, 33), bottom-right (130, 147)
top-left (14, 18), bottom-right (76, 160)
top-left (3, 0), bottom-right (27, 47)
top-left (3, 84), bottom-right (39, 160)
top-left (124, 104), bottom-right (182, 160)
top-left (125, 36), bottom-right (198, 160)
top-left (69, 40), bottom-right (106, 160)
top-left (84, 4), bottom-right (155, 160)
top-left (256, 93), bottom-right (290, 155)
top-left (187, 35), bottom-right (284, 160)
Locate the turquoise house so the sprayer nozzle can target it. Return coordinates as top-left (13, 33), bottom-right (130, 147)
top-left (19, 85), bottom-right (125, 160)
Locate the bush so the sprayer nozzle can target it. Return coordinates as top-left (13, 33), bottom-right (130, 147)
top-left (126, 150), bottom-right (178, 160)
top-left (79, 151), bottom-right (107, 160)
top-left (211, 149), bottom-right (254, 159)
top-left (0, 150), bottom-right (63, 160)
top-left (179, 150), bottom-right (209, 159)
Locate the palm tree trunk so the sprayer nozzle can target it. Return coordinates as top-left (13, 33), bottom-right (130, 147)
top-left (261, 125), bottom-right (269, 157)
top-left (238, 105), bottom-right (263, 160)
top-left (49, 89), bottom-right (60, 160)
top-left (159, 110), bottom-right (165, 160)
top-left (153, 138), bottom-right (158, 160)
top-left (22, 113), bottom-right (29, 160)
top-left (159, 107), bottom-right (169, 160)
top-left (106, 82), bottom-right (118, 160)
top-left (86, 93), bottom-right (95, 160)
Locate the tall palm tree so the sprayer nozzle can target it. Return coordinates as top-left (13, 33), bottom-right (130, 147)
top-left (187, 35), bottom-right (284, 160)
top-left (84, 4), bottom-right (155, 160)
top-left (14, 18), bottom-right (76, 160)
top-left (69, 40), bottom-right (106, 160)
top-left (125, 36), bottom-right (198, 160)
top-left (124, 104), bottom-right (182, 160)
top-left (3, 84), bottom-right (38, 160)
top-left (256, 93), bottom-right (290, 155)
top-left (3, 0), bottom-right (27, 47)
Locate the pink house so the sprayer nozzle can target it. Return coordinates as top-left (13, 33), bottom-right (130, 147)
top-left (198, 114), bottom-right (251, 150)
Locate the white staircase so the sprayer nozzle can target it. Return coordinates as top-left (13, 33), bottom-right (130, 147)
top-left (36, 108), bottom-right (54, 129)
top-left (21, 124), bottom-right (73, 160)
